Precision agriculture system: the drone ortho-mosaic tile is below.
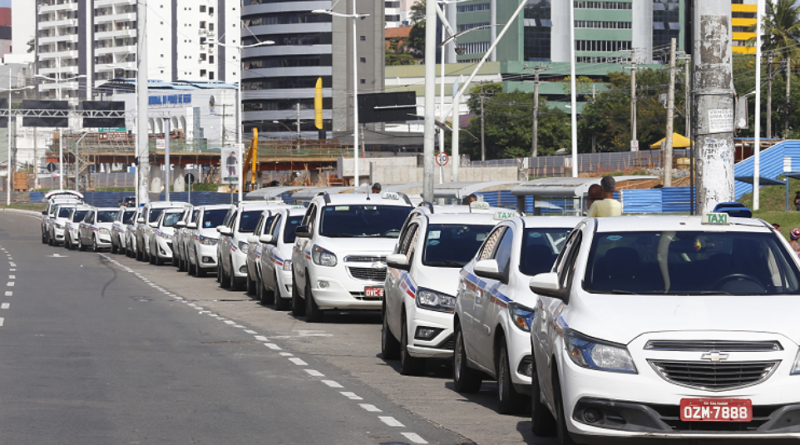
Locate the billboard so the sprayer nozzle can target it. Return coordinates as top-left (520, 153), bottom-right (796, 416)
top-left (82, 101), bottom-right (125, 128)
top-left (221, 146), bottom-right (240, 184)
top-left (22, 100), bottom-right (69, 128)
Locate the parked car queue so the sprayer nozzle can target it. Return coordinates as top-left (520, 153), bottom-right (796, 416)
top-left (39, 189), bottom-right (800, 444)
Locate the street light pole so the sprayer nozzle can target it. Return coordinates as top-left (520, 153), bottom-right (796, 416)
top-left (1, 81), bottom-right (32, 205)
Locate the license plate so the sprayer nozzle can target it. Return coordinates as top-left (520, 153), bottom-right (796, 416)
top-left (365, 287), bottom-right (384, 298)
top-left (680, 398), bottom-right (752, 422)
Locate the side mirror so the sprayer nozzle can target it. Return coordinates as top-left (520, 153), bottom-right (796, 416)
top-left (42, 210), bottom-right (47, 215)
top-left (175, 221), bottom-right (186, 228)
top-left (187, 223), bottom-right (197, 229)
top-left (259, 234), bottom-right (274, 244)
top-left (137, 217), bottom-right (145, 224)
top-left (474, 259), bottom-right (506, 283)
top-left (247, 235), bottom-right (259, 244)
top-left (386, 253), bottom-right (410, 271)
top-left (149, 222), bottom-right (158, 228)
top-left (529, 273), bottom-right (567, 301)
top-left (295, 225), bottom-right (311, 238)
top-left (217, 226), bottom-right (232, 235)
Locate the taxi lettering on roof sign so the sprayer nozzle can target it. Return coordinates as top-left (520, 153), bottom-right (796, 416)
top-left (702, 212), bottom-right (729, 225)
top-left (381, 192), bottom-right (400, 200)
top-left (469, 201), bottom-right (491, 213)
top-left (291, 205), bottom-right (305, 209)
top-left (494, 210), bottom-right (516, 220)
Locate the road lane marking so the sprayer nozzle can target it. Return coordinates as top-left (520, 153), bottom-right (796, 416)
top-left (401, 432), bottom-right (428, 444)
top-left (321, 380), bottom-right (343, 388)
top-left (280, 352), bottom-right (294, 357)
top-left (244, 330), bottom-right (257, 334)
top-left (8, 263), bottom-right (13, 267)
top-left (4, 291), bottom-right (10, 296)
top-left (6, 282), bottom-right (13, 287)
top-left (289, 358), bottom-right (308, 366)
top-left (341, 392), bottom-right (363, 400)
top-left (359, 404), bottom-right (382, 412)
top-left (233, 325), bottom-right (245, 328)
top-left (0, 317), bottom-right (4, 327)
top-left (9, 269), bottom-right (14, 272)
top-left (7, 275), bottom-right (13, 279)
top-left (379, 417), bottom-right (405, 427)
top-left (264, 343), bottom-right (281, 350)
top-left (254, 336), bottom-right (268, 341)
top-left (223, 320), bottom-right (235, 325)
top-left (1, 303), bottom-right (8, 309)
top-left (305, 369), bottom-right (324, 377)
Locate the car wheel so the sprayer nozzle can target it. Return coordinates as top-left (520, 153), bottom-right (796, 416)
top-left (136, 242), bottom-right (143, 261)
top-left (381, 303), bottom-right (401, 360)
top-left (554, 374), bottom-right (576, 445)
top-left (220, 262), bottom-right (230, 288)
top-left (246, 271), bottom-right (256, 296)
top-left (216, 261), bottom-right (222, 283)
top-left (291, 275), bottom-right (306, 317)
top-left (48, 233), bottom-right (54, 246)
top-left (229, 260), bottom-right (242, 291)
top-left (453, 323), bottom-right (482, 393)
top-left (304, 278), bottom-right (323, 322)
top-left (78, 236), bottom-right (86, 252)
top-left (400, 314), bottom-right (425, 375)
top-left (65, 237), bottom-right (72, 250)
top-left (531, 363), bottom-right (557, 437)
top-left (195, 253), bottom-right (206, 278)
top-left (497, 341), bottom-right (526, 415)
top-left (93, 236), bottom-right (100, 253)
top-left (274, 273), bottom-right (289, 310)
top-left (260, 274), bottom-right (275, 306)
top-left (41, 230), bottom-right (47, 244)
top-left (111, 240), bottom-right (118, 254)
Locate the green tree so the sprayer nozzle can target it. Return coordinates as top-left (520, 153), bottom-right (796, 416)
top-left (561, 76), bottom-right (595, 97)
top-left (27, 39), bottom-right (34, 53)
top-left (385, 38), bottom-right (417, 65)
top-left (408, 0), bottom-right (426, 56)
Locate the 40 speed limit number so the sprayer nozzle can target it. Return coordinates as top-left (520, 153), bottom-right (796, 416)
top-left (680, 398), bottom-right (752, 422)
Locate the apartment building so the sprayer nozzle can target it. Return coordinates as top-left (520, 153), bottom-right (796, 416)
top-left (240, 0), bottom-right (385, 138)
top-left (35, 0), bottom-right (239, 104)
top-left (732, 0), bottom-right (756, 54)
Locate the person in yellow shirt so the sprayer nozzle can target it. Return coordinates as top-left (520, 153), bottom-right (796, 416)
top-left (589, 176), bottom-right (622, 217)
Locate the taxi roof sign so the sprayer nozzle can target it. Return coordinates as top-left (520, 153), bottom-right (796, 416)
top-left (469, 201), bottom-right (491, 213)
top-left (702, 212), bottom-right (729, 225)
top-left (381, 192), bottom-right (400, 200)
top-left (494, 210), bottom-right (517, 220)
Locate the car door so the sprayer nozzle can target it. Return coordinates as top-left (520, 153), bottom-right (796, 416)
top-left (461, 225), bottom-right (506, 352)
top-left (80, 210), bottom-right (93, 243)
top-left (263, 213), bottom-right (283, 290)
top-left (248, 214), bottom-right (266, 278)
top-left (294, 204), bottom-right (317, 287)
top-left (221, 210), bottom-right (237, 272)
top-left (386, 221), bottom-right (419, 336)
top-left (472, 226), bottom-right (515, 368)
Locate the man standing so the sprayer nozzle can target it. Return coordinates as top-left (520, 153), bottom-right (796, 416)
top-left (226, 151), bottom-right (238, 177)
top-left (586, 184), bottom-right (603, 215)
top-left (589, 176), bottom-right (622, 217)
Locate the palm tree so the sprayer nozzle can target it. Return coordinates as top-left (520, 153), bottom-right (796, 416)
top-left (749, 0), bottom-right (800, 138)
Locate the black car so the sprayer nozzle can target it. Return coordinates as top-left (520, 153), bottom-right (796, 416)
top-left (119, 196), bottom-right (137, 207)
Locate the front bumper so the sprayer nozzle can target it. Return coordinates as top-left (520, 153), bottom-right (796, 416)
top-left (306, 270), bottom-right (383, 310)
top-left (155, 237), bottom-right (173, 259)
top-left (231, 250), bottom-right (248, 278)
top-left (195, 243), bottom-right (218, 269)
top-left (406, 306), bottom-right (454, 359)
top-left (53, 227), bottom-right (65, 240)
top-left (277, 268), bottom-right (293, 300)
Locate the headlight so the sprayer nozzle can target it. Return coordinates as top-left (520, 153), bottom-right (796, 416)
top-left (563, 328), bottom-right (637, 374)
top-left (200, 236), bottom-right (218, 246)
top-left (508, 302), bottom-right (535, 332)
top-left (416, 288), bottom-right (456, 313)
top-left (238, 241), bottom-right (249, 254)
top-left (792, 350), bottom-right (800, 375)
top-left (100, 228), bottom-right (110, 236)
top-left (312, 245), bottom-right (337, 267)
top-left (283, 259), bottom-right (292, 271)
top-left (162, 233), bottom-right (173, 240)
top-left (54, 222), bottom-right (63, 229)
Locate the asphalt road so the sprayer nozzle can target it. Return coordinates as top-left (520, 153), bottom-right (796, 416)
top-left (0, 211), bottom-right (554, 445)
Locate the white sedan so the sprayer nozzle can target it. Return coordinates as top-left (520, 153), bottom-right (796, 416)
top-left (530, 215), bottom-right (800, 444)
top-left (77, 207), bottom-right (118, 251)
top-left (257, 207), bottom-right (306, 309)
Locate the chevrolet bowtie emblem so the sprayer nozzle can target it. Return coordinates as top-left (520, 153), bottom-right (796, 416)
top-left (701, 351), bottom-right (729, 362)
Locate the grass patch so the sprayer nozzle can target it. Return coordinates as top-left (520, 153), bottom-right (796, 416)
top-left (1, 203), bottom-right (47, 212)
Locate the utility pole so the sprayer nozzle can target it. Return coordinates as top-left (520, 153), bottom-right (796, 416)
top-left (664, 38), bottom-right (677, 187)
top-left (591, 84), bottom-right (596, 153)
top-left (422, 0), bottom-right (436, 202)
top-left (767, 53), bottom-right (773, 139)
top-left (296, 103), bottom-right (301, 140)
top-left (164, 118), bottom-right (170, 201)
top-left (785, 58), bottom-right (791, 139)
top-left (480, 82), bottom-right (485, 161)
top-left (683, 54), bottom-right (691, 139)
top-left (525, 64), bottom-right (549, 158)
top-left (136, 0), bottom-right (150, 205)
top-left (623, 49), bottom-right (638, 150)
top-left (693, 0), bottom-right (736, 214)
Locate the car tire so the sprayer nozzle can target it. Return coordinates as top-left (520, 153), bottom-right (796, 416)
top-left (291, 275), bottom-right (306, 317)
top-left (400, 314), bottom-right (425, 375)
top-left (554, 374), bottom-right (576, 445)
top-left (195, 253), bottom-right (206, 278)
top-left (216, 261), bottom-right (222, 283)
top-left (229, 260), bottom-right (242, 291)
top-left (246, 271), bottom-right (256, 296)
top-left (304, 278), bottom-right (323, 322)
top-left (261, 274), bottom-right (275, 306)
top-left (453, 323), bottom-right (482, 393)
top-left (381, 304), bottom-right (401, 360)
top-left (497, 341), bottom-right (527, 415)
top-left (41, 231), bottom-right (47, 244)
top-left (136, 242), bottom-right (143, 261)
top-left (48, 233), bottom-right (54, 246)
top-left (531, 364), bottom-right (557, 437)
top-left (111, 240), bottom-right (118, 254)
top-left (274, 273), bottom-right (290, 310)
top-left (65, 237), bottom-right (73, 250)
top-left (220, 262), bottom-right (230, 288)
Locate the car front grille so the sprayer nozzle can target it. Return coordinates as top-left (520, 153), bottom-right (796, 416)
top-left (345, 255), bottom-right (386, 263)
top-left (645, 340), bottom-right (783, 352)
top-left (347, 267), bottom-right (387, 282)
top-left (649, 360), bottom-right (779, 391)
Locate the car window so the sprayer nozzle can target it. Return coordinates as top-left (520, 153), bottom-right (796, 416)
top-left (97, 211), bottom-right (116, 223)
top-left (83, 211), bottom-right (94, 223)
top-left (202, 209), bottom-right (228, 228)
top-left (422, 224), bottom-right (494, 268)
top-left (253, 214), bottom-right (265, 237)
top-left (493, 230), bottom-right (515, 276)
top-left (73, 210), bottom-right (89, 222)
top-left (553, 228), bottom-right (582, 278)
top-left (405, 225), bottom-right (420, 261)
top-left (149, 208), bottom-right (165, 223)
top-left (478, 227), bottom-right (506, 261)
top-left (238, 210), bottom-right (263, 233)
top-left (191, 209), bottom-right (200, 223)
top-left (222, 209), bottom-right (234, 226)
top-left (263, 215), bottom-right (276, 235)
top-left (583, 231), bottom-right (800, 295)
top-left (269, 214), bottom-right (282, 239)
top-left (319, 205), bottom-right (412, 238)
top-left (398, 223), bottom-right (419, 255)
top-left (519, 228), bottom-right (574, 276)
top-left (162, 212), bottom-right (182, 227)
top-left (304, 204), bottom-right (317, 234)
top-left (122, 210), bottom-right (136, 224)
top-left (226, 211), bottom-right (238, 229)
top-left (57, 207), bottom-right (72, 218)
top-left (559, 232), bottom-right (582, 289)
top-left (283, 215), bottom-right (303, 244)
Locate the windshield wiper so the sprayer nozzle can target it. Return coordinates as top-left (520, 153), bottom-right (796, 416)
top-left (609, 289), bottom-right (637, 295)
top-left (425, 261), bottom-right (465, 267)
top-left (698, 290), bottom-right (733, 295)
top-left (322, 233), bottom-right (355, 237)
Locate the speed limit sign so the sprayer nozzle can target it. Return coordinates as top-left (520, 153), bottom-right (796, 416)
top-left (436, 152), bottom-right (449, 166)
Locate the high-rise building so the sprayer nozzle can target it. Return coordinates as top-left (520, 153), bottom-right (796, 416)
top-left (34, 0), bottom-right (240, 104)
top-left (732, 0), bottom-right (756, 54)
top-left (0, 0), bottom-right (11, 58)
top-left (241, 0), bottom-right (385, 138)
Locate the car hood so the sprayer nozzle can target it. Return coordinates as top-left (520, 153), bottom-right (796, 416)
top-left (565, 293), bottom-right (800, 346)
top-left (314, 236), bottom-right (398, 254)
top-left (414, 266), bottom-right (462, 297)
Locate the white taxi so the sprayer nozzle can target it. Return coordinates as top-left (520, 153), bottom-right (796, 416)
top-left (245, 211), bottom-right (279, 297)
top-left (42, 198), bottom-right (81, 245)
top-left (291, 192), bottom-right (414, 322)
top-left (77, 207), bottom-right (118, 251)
top-left (111, 206), bottom-right (137, 254)
top-left (148, 208), bottom-right (185, 265)
top-left (64, 206), bottom-right (91, 250)
top-left (172, 207), bottom-right (198, 271)
top-left (125, 207), bottom-right (143, 258)
top-left (134, 201), bottom-right (188, 262)
top-left (257, 207), bottom-right (306, 309)
top-left (529, 215), bottom-right (800, 444)
top-left (47, 203), bottom-right (78, 246)
top-left (186, 204), bottom-right (230, 277)
top-left (382, 210), bottom-right (504, 375)
top-left (453, 216), bottom-right (581, 414)
top-left (218, 202), bottom-right (285, 291)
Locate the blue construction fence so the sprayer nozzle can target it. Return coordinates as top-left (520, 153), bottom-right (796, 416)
top-left (476, 187), bottom-right (696, 214)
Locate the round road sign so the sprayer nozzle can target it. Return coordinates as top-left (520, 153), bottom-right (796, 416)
top-left (436, 152), bottom-right (449, 167)
top-left (185, 173), bottom-right (195, 185)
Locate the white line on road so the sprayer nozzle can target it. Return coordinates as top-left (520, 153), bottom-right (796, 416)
top-left (359, 404), bottom-right (382, 412)
top-left (305, 369), bottom-right (324, 377)
top-left (4, 291), bottom-right (10, 296)
top-left (8, 275), bottom-right (14, 279)
top-left (289, 358), bottom-right (308, 366)
top-left (233, 325), bottom-right (245, 328)
top-left (321, 380), bottom-right (343, 388)
top-left (379, 417), bottom-right (405, 427)
top-left (244, 330), bottom-right (257, 334)
top-left (223, 320), bottom-right (235, 325)
top-left (279, 352), bottom-right (294, 357)
top-left (341, 392), bottom-right (363, 400)
top-left (401, 432), bottom-right (428, 444)
top-left (264, 343), bottom-right (281, 350)
top-left (9, 269), bottom-right (14, 272)
top-left (6, 282), bottom-right (13, 287)
top-left (254, 336), bottom-right (268, 341)
top-left (0, 317), bottom-right (4, 327)
top-left (1, 303), bottom-right (8, 309)
top-left (8, 263), bottom-right (14, 267)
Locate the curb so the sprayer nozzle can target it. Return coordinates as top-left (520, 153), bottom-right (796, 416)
top-left (0, 208), bottom-right (43, 217)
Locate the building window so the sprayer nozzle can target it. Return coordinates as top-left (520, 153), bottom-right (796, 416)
top-left (360, 36), bottom-right (366, 41)
top-left (457, 3), bottom-right (490, 13)
top-left (385, 14), bottom-right (400, 22)
top-left (460, 41), bottom-right (490, 54)
top-left (575, 39), bottom-right (632, 52)
top-left (385, 1), bottom-right (400, 8)
top-left (524, 0), bottom-right (551, 61)
top-left (573, 1), bottom-right (632, 10)
top-left (200, 69), bottom-right (207, 77)
top-left (360, 79), bottom-right (365, 84)
top-left (458, 22), bottom-right (490, 32)
top-left (200, 5), bottom-right (206, 12)
top-left (360, 57), bottom-right (366, 63)
top-left (574, 20), bottom-right (631, 29)
top-left (200, 21), bottom-right (206, 29)
top-left (210, 72), bottom-right (214, 80)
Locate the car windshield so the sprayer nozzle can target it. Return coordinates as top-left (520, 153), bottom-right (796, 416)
top-left (122, 210), bottom-right (136, 224)
top-left (203, 209), bottom-right (228, 228)
top-left (72, 210), bottom-right (89, 222)
top-left (422, 224), bottom-right (495, 267)
top-left (583, 231), bottom-right (800, 295)
top-left (320, 205), bottom-right (411, 238)
top-left (238, 210), bottom-right (263, 233)
top-left (57, 207), bottom-right (73, 218)
top-left (283, 216), bottom-right (304, 244)
top-left (520, 228), bottom-right (574, 276)
top-left (148, 208), bottom-right (165, 223)
top-left (162, 212), bottom-right (182, 227)
top-left (97, 211), bottom-right (116, 223)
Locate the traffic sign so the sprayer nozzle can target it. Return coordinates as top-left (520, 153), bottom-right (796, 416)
top-left (436, 152), bottom-right (449, 167)
top-left (631, 140), bottom-right (639, 151)
top-left (156, 139), bottom-right (166, 150)
top-left (185, 173), bottom-right (195, 185)
top-left (46, 162), bottom-right (57, 173)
